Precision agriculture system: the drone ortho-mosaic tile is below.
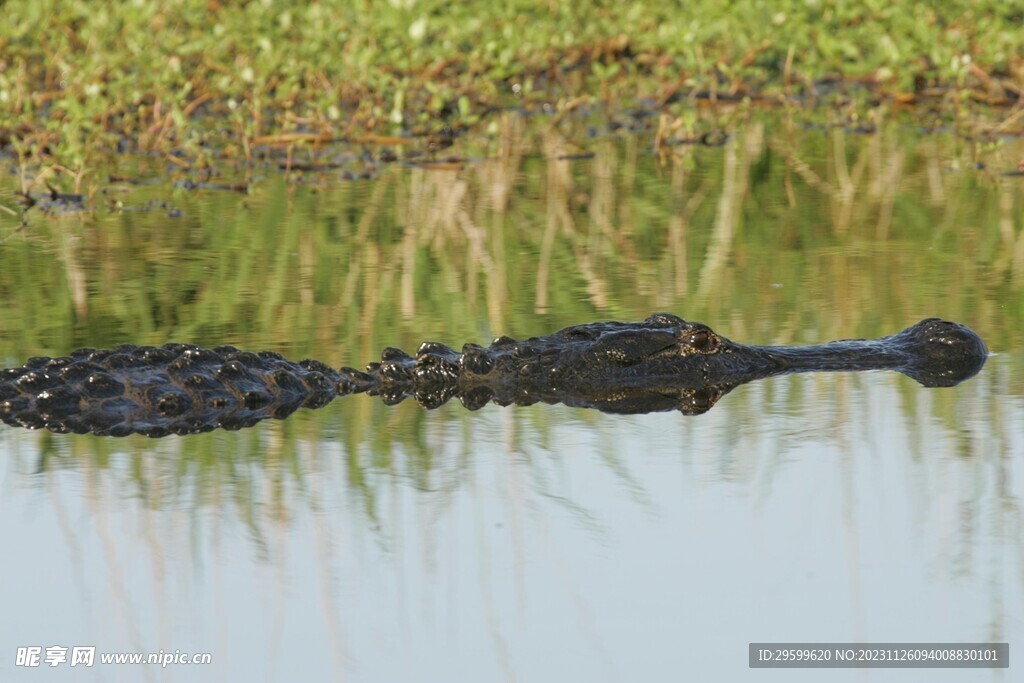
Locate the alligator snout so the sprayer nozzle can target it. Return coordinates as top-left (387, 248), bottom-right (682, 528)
top-left (902, 318), bottom-right (988, 360)
top-left (894, 318), bottom-right (988, 387)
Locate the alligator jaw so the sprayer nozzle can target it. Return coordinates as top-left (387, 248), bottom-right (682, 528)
top-left (748, 318), bottom-right (988, 387)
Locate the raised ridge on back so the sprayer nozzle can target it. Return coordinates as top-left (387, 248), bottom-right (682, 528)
top-left (0, 343), bottom-right (342, 437)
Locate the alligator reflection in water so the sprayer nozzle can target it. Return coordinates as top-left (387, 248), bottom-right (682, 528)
top-left (0, 315), bottom-right (987, 437)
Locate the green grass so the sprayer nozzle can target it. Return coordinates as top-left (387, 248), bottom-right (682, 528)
top-left (1, 0), bottom-right (1021, 167)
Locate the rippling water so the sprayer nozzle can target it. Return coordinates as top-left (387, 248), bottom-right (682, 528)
top-left (1, 109), bottom-right (1022, 681)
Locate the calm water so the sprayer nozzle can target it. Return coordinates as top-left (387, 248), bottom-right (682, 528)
top-left (1, 109), bottom-right (1022, 682)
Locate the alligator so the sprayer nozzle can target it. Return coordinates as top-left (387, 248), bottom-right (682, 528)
top-left (0, 315), bottom-right (987, 437)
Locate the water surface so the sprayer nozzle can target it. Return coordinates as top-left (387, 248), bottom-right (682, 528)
top-left (1, 108), bottom-right (1022, 681)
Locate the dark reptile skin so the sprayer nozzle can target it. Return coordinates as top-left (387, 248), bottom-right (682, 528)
top-left (0, 315), bottom-right (987, 436)
top-left (0, 343), bottom-right (342, 437)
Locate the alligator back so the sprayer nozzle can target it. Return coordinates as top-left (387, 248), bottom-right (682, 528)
top-left (0, 344), bottom-right (344, 437)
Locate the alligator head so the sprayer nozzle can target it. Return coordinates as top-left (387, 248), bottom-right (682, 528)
top-left (339, 314), bottom-right (989, 414)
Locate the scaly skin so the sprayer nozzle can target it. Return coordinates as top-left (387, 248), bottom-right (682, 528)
top-left (0, 315), bottom-right (988, 436)
top-left (0, 343), bottom-right (341, 437)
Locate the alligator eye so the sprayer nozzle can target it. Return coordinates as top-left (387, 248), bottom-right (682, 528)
top-left (687, 330), bottom-right (717, 352)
